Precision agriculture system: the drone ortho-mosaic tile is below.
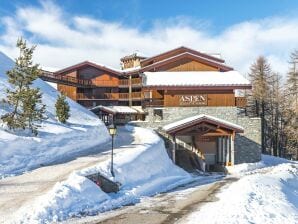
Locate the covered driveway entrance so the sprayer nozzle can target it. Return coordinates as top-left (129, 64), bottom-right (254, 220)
top-left (163, 115), bottom-right (244, 169)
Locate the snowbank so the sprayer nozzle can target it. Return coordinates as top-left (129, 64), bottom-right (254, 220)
top-left (0, 53), bottom-right (110, 177)
top-left (16, 126), bottom-right (193, 223)
top-left (183, 157), bottom-right (298, 224)
top-left (227, 154), bottom-right (294, 174)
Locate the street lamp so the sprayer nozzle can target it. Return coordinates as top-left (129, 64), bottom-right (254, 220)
top-left (108, 124), bottom-right (117, 177)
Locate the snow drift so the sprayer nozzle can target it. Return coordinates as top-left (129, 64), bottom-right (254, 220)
top-left (0, 52), bottom-right (110, 177)
top-left (15, 126), bottom-right (193, 223)
top-left (183, 155), bottom-right (298, 224)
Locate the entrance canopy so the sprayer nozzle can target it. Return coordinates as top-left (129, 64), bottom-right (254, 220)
top-left (163, 114), bottom-right (244, 137)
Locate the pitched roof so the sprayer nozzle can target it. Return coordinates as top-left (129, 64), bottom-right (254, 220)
top-left (54, 61), bottom-right (123, 75)
top-left (139, 52), bottom-right (233, 72)
top-left (141, 46), bottom-right (225, 65)
top-left (90, 105), bottom-right (145, 114)
top-left (142, 71), bottom-right (251, 88)
top-left (163, 114), bottom-right (244, 134)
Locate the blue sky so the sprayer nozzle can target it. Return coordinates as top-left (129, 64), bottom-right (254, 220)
top-left (1, 0), bottom-right (298, 75)
top-left (1, 0), bottom-right (297, 33)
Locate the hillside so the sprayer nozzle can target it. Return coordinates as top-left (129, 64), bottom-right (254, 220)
top-left (0, 52), bottom-right (110, 178)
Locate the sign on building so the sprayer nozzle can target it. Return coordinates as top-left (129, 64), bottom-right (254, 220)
top-left (179, 94), bottom-right (207, 106)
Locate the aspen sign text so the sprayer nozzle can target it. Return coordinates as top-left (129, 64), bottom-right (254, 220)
top-left (179, 94), bottom-right (207, 105)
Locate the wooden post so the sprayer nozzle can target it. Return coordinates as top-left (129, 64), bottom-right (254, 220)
top-left (129, 75), bottom-right (132, 107)
top-left (231, 135), bottom-right (235, 165)
top-left (172, 135), bottom-right (176, 164)
top-left (226, 136), bottom-right (230, 166)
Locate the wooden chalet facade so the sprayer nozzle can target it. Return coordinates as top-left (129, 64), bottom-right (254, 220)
top-left (48, 46), bottom-right (250, 109)
top-left (42, 47), bottom-right (261, 168)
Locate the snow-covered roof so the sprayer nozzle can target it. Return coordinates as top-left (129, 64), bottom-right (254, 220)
top-left (163, 114), bottom-right (244, 133)
top-left (91, 106), bottom-right (145, 114)
top-left (142, 71), bottom-right (250, 87)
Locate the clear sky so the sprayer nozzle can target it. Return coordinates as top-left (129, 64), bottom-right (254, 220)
top-left (1, 0), bottom-right (298, 75)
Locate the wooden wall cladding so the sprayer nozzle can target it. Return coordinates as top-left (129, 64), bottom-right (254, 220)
top-left (57, 84), bottom-right (77, 100)
top-left (78, 66), bottom-right (119, 86)
top-left (163, 90), bottom-right (235, 107)
top-left (157, 58), bottom-right (218, 72)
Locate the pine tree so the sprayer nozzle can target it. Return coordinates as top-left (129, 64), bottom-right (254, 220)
top-left (284, 50), bottom-right (298, 160)
top-left (1, 37), bottom-right (46, 135)
top-left (248, 56), bottom-right (272, 153)
top-left (55, 94), bottom-right (70, 123)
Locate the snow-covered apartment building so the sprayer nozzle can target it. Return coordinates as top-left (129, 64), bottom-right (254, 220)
top-left (42, 46), bottom-right (261, 169)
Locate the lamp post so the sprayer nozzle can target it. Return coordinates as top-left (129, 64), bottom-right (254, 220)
top-left (108, 124), bottom-right (117, 177)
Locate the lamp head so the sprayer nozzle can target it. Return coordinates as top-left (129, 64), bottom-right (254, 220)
top-left (108, 124), bottom-right (117, 136)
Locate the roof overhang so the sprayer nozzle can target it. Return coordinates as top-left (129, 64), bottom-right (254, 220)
top-left (54, 61), bottom-right (123, 76)
top-left (140, 52), bottom-right (233, 72)
top-left (142, 85), bottom-right (252, 90)
top-left (163, 114), bottom-right (244, 135)
top-left (141, 46), bottom-right (225, 66)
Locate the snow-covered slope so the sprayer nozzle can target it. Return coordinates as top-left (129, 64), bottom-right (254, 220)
top-left (0, 52), bottom-right (110, 177)
top-left (15, 126), bottom-right (193, 223)
top-left (183, 155), bottom-right (298, 224)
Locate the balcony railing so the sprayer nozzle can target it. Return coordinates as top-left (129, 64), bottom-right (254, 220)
top-left (143, 99), bottom-right (164, 107)
top-left (119, 78), bottom-right (142, 86)
top-left (235, 97), bottom-right (247, 108)
top-left (77, 93), bottom-right (119, 100)
top-left (119, 92), bottom-right (142, 100)
top-left (41, 72), bottom-right (92, 86)
top-left (91, 80), bottom-right (118, 86)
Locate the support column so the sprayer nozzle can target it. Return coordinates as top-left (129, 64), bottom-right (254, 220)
top-left (129, 75), bottom-right (132, 107)
top-left (218, 137), bottom-right (222, 163)
top-left (226, 136), bottom-right (230, 166)
top-left (172, 135), bottom-right (176, 164)
top-left (231, 135), bottom-right (235, 165)
top-left (222, 137), bottom-right (226, 164)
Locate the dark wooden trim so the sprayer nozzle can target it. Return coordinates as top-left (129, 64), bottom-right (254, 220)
top-left (166, 116), bottom-right (244, 135)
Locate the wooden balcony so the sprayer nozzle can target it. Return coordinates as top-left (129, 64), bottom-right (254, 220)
top-left (91, 79), bottom-right (118, 87)
top-left (40, 72), bottom-right (93, 87)
top-left (119, 92), bottom-right (142, 100)
top-left (143, 99), bottom-right (164, 107)
top-left (119, 78), bottom-right (142, 87)
top-left (235, 97), bottom-right (247, 108)
top-left (77, 93), bottom-right (119, 100)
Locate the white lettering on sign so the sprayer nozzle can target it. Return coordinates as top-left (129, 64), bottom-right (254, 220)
top-left (179, 94), bottom-right (207, 105)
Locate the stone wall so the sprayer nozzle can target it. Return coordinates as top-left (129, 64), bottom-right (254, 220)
top-left (130, 107), bottom-right (261, 164)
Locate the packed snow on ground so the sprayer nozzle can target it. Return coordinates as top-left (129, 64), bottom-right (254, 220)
top-left (183, 155), bottom-right (298, 224)
top-left (15, 126), bottom-right (193, 223)
top-left (0, 52), bottom-right (110, 178)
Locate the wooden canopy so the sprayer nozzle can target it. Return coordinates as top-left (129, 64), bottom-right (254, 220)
top-left (163, 114), bottom-right (244, 137)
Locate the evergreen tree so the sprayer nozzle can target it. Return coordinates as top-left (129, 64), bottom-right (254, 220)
top-left (1, 38), bottom-right (46, 135)
top-left (55, 94), bottom-right (70, 123)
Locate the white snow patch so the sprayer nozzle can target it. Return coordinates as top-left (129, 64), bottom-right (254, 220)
top-left (163, 114), bottom-right (244, 132)
top-left (183, 156), bottom-right (298, 224)
top-left (15, 126), bottom-right (193, 223)
top-left (0, 52), bottom-right (110, 177)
